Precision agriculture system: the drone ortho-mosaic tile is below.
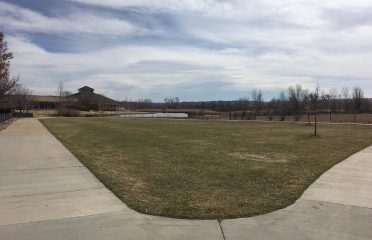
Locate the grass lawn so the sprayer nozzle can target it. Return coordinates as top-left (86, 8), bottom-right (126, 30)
top-left (41, 118), bottom-right (372, 219)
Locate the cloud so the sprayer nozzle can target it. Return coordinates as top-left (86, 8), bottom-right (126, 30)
top-left (2, 0), bottom-right (372, 100)
top-left (0, 1), bottom-right (139, 35)
top-left (7, 34), bottom-right (372, 101)
top-left (68, 0), bottom-right (234, 16)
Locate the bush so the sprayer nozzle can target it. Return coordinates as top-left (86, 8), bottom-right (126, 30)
top-left (56, 108), bottom-right (80, 117)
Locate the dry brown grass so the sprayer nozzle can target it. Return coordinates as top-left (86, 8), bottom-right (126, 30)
top-left (41, 118), bottom-right (372, 219)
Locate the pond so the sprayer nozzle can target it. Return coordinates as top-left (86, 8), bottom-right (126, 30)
top-left (120, 113), bottom-right (188, 118)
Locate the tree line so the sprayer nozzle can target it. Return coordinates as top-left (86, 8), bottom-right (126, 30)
top-left (125, 85), bottom-right (370, 119)
top-left (268, 85), bottom-right (369, 121)
top-left (0, 32), bottom-right (32, 114)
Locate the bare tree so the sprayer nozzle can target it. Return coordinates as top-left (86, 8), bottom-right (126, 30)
top-left (321, 90), bottom-right (331, 121)
top-left (267, 98), bottom-right (276, 120)
top-left (277, 91), bottom-right (288, 121)
top-left (137, 98), bottom-right (152, 110)
top-left (287, 85), bottom-right (308, 120)
top-left (11, 84), bottom-right (32, 114)
top-left (164, 97), bottom-right (180, 109)
top-left (57, 81), bottom-right (64, 116)
top-left (63, 90), bottom-right (73, 109)
top-left (238, 97), bottom-right (250, 111)
top-left (309, 84), bottom-right (320, 135)
top-left (352, 87), bottom-right (365, 123)
top-left (341, 87), bottom-right (350, 113)
top-left (328, 88), bottom-right (338, 122)
top-left (329, 88), bottom-right (338, 113)
top-left (56, 82), bottom-right (77, 116)
top-left (0, 32), bottom-right (18, 101)
top-left (251, 89), bottom-right (263, 118)
top-left (321, 91), bottom-right (330, 112)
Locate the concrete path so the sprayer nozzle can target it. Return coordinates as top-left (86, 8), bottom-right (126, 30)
top-left (0, 118), bottom-right (371, 239)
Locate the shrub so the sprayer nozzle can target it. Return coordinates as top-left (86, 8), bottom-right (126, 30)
top-left (56, 108), bottom-right (80, 117)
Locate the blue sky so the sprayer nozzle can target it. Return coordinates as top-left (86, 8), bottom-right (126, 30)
top-left (1, 0), bottom-right (372, 101)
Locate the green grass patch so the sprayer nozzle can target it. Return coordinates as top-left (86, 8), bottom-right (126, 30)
top-left (41, 118), bottom-right (372, 219)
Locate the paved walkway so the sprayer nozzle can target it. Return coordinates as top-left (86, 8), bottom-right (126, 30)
top-left (0, 118), bottom-right (371, 239)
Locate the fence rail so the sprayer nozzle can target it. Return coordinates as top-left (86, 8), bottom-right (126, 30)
top-left (186, 111), bottom-right (372, 124)
top-left (0, 113), bottom-right (12, 123)
top-left (12, 112), bottom-right (33, 118)
top-left (188, 111), bottom-right (256, 120)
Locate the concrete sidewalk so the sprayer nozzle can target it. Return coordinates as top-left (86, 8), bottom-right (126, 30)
top-left (0, 118), bottom-right (371, 240)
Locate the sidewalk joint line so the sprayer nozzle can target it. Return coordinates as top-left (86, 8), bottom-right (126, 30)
top-left (218, 220), bottom-right (226, 240)
top-left (0, 187), bottom-right (105, 199)
top-left (0, 209), bottom-right (127, 227)
top-left (0, 165), bottom-right (83, 173)
top-left (301, 199), bottom-right (372, 210)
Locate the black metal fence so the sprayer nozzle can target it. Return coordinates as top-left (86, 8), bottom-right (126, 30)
top-left (187, 111), bottom-right (372, 124)
top-left (0, 112), bottom-right (12, 123)
top-left (188, 111), bottom-right (256, 120)
top-left (12, 112), bottom-right (33, 118)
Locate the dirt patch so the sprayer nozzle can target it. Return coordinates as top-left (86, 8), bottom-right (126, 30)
top-left (182, 139), bottom-right (215, 146)
top-left (229, 152), bottom-right (287, 163)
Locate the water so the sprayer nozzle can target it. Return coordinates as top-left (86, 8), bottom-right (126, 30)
top-left (120, 113), bottom-right (188, 118)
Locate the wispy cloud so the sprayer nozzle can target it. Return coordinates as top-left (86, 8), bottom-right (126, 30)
top-left (0, 1), bottom-right (139, 35)
top-left (8, 34), bottom-right (371, 100)
top-left (1, 0), bottom-right (372, 100)
top-left (68, 0), bottom-right (234, 16)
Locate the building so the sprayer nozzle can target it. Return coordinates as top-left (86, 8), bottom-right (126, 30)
top-left (29, 95), bottom-right (61, 109)
top-left (69, 86), bottom-right (122, 111)
top-left (29, 86), bottom-right (123, 111)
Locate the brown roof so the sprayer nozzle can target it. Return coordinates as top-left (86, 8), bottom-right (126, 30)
top-left (29, 95), bottom-right (60, 102)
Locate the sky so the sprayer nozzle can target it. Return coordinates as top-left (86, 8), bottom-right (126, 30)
top-left (1, 0), bottom-right (372, 101)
